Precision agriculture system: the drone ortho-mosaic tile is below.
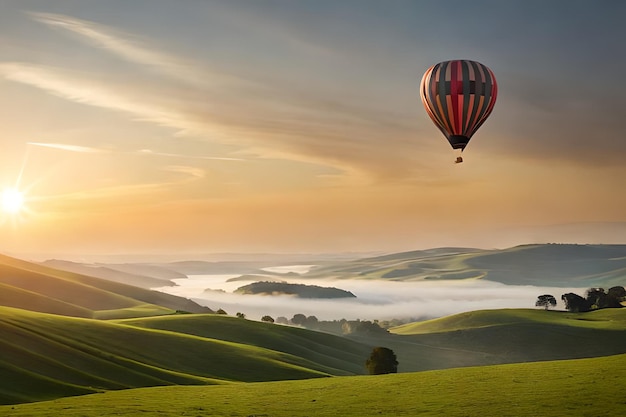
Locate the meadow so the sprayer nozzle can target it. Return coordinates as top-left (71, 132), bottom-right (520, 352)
top-left (2, 353), bottom-right (624, 416)
top-left (1, 247), bottom-right (625, 414)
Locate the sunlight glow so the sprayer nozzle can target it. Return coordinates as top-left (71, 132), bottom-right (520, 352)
top-left (2, 188), bottom-right (25, 214)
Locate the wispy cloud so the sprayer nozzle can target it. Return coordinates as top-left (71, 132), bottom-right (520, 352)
top-left (28, 142), bottom-right (109, 153)
top-left (0, 62), bottom-right (185, 128)
top-left (34, 163), bottom-right (208, 213)
top-left (136, 149), bottom-right (244, 161)
top-left (163, 165), bottom-right (205, 179)
top-left (27, 141), bottom-right (244, 162)
top-left (10, 12), bottom-right (430, 182)
top-left (28, 12), bottom-right (243, 89)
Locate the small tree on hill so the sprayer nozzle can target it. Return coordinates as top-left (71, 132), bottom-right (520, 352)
top-left (365, 347), bottom-right (398, 375)
top-left (535, 294), bottom-right (557, 310)
top-left (261, 315), bottom-right (275, 323)
top-left (236, 312), bottom-right (246, 319)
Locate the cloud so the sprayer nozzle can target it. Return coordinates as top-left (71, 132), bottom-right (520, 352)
top-left (0, 62), bottom-right (186, 128)
top-left (136, 149), bottom-right (244, 161)
top-left (28, 142), bottom-right (109, 153)
top-left (19, 13), bottom-right (428, 181)
top-left (28, 12), bottom-right (243, 89)
top-left (163, 165), bottom-right (205, 179)
top-left (26, 142), bottom-right (244, 162)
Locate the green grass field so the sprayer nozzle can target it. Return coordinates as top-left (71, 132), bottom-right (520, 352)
top-left (117, 314), bottom-right (372, 375)
top-left (1, 251), bottom-right (625, 414)
top-left (0, 306), bottom-right (372, 405)
top-left (391, 307), bottom-right (626, 334)
top-left (343, 308), bottom-right (626, 373)
top-left (2, 353), bottom-right (624, 416)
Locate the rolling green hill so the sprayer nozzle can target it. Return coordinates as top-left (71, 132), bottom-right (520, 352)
top-left (0, 254), bottom-right (212, 318)
top-left (377, 308), bottom-right (626, 372)
top-left (392, 306), bottom-right (626, 334)
top-left (117, 314), bottom-right (371, 375)
top-left (3, 249), bottom-right (626, 410)
top-left (304, 244), bottom-right (626, 287)
top-left (0, 306), bottom-right (372, 405)
top-left (2, 353), bottom-right (624, 416)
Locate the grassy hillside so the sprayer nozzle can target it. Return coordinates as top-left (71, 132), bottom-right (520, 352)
top-left (0, 254), bottom-right (212, 318)
top-left (117, 314), bottom-right (372, 375)
top-left (2, 353), bottom-right (624, 416)
top-left (41, 259), bottom-right (176, 289)
top-left (0, 307), bottom-right (372, 405)
top-left (392, 307), bottom-right (626, 334)
top-left (304, 244), bottom-right (626, 287)
top-left (376, 308), bottom-right (626, 372)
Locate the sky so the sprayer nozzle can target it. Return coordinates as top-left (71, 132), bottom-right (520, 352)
top-left (1, 0), bottom-right (625, 257)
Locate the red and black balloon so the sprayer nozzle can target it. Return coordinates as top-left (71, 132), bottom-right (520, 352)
top-left (420, 60), bottom-right (497, 158)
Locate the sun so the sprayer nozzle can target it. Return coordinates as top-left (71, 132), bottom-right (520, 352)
top-left (1, 187), bottom-right (25, 214)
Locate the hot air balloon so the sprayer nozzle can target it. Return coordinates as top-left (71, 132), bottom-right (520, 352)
top-left (420, 60), bottom-right (497, 163)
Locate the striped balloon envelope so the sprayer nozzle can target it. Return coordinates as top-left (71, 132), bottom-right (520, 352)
top-left (420, 60), bottom-right (497, 163)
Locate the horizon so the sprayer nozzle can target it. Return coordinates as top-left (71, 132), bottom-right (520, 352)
top-left (6, 234), bottom-right (626, 264)
top-left (1, 1), bottom-right (625, 256)
top-left (0, 232), bottom-right (626, 263)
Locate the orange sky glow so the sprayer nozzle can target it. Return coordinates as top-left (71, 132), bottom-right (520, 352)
top-left (1, 1), bottom-right (625, 258)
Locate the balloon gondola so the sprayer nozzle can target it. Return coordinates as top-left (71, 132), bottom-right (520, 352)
top-left (420, 60), bottom-right (497, 163)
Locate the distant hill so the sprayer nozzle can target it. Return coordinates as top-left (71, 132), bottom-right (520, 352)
top-left (40, 259), bottom-right (177, 289)
top-left (305, 244), bottom-right (626, 287)
top-left (0, 254), bottom-right (212, 318)
top-left (234, 281), bottom-right (356, 298)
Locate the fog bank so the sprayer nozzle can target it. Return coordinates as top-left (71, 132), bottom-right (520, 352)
top-left (154, 272), bottom-right (585, 322)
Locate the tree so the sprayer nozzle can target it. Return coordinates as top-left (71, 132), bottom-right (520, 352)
top-left (585, 288), bottom-right (622, 309)
top-left (216, 308), bottom-right (228, 315)
top-left (343, 320), bottom-right (389, 336)
top-left (365, 347), bottom-right (398, 375)
top-left (561, 293), bottom-right (591, 312)
top-left (291, 313), bottom-right (307, 326)
top-left (586, 288), bottom-right (608, 309)
top-left (305, 315), bottom-right (319, 329)
top-left (608, 286), bottom-right (626, 300)
top-left (607, 286), bottom-right (626, 308)
top-left (236, 312), bottom-right (246, 319)
top-left (535, 294), bottom-right (557, 310)
top-left (275, 316), bottom-right (289, 325)
top-left (261, 315), bottom-right (275, 323)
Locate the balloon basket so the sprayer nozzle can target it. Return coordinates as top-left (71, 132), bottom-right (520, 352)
top-left (454, 156), bottom-right (463, 164)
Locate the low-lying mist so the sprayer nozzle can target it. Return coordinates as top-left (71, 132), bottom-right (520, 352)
top-left (153, 270), bottom-right (585, 322)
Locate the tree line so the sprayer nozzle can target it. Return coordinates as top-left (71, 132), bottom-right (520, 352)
top-left (537, 286), bottom-right (625, 312)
